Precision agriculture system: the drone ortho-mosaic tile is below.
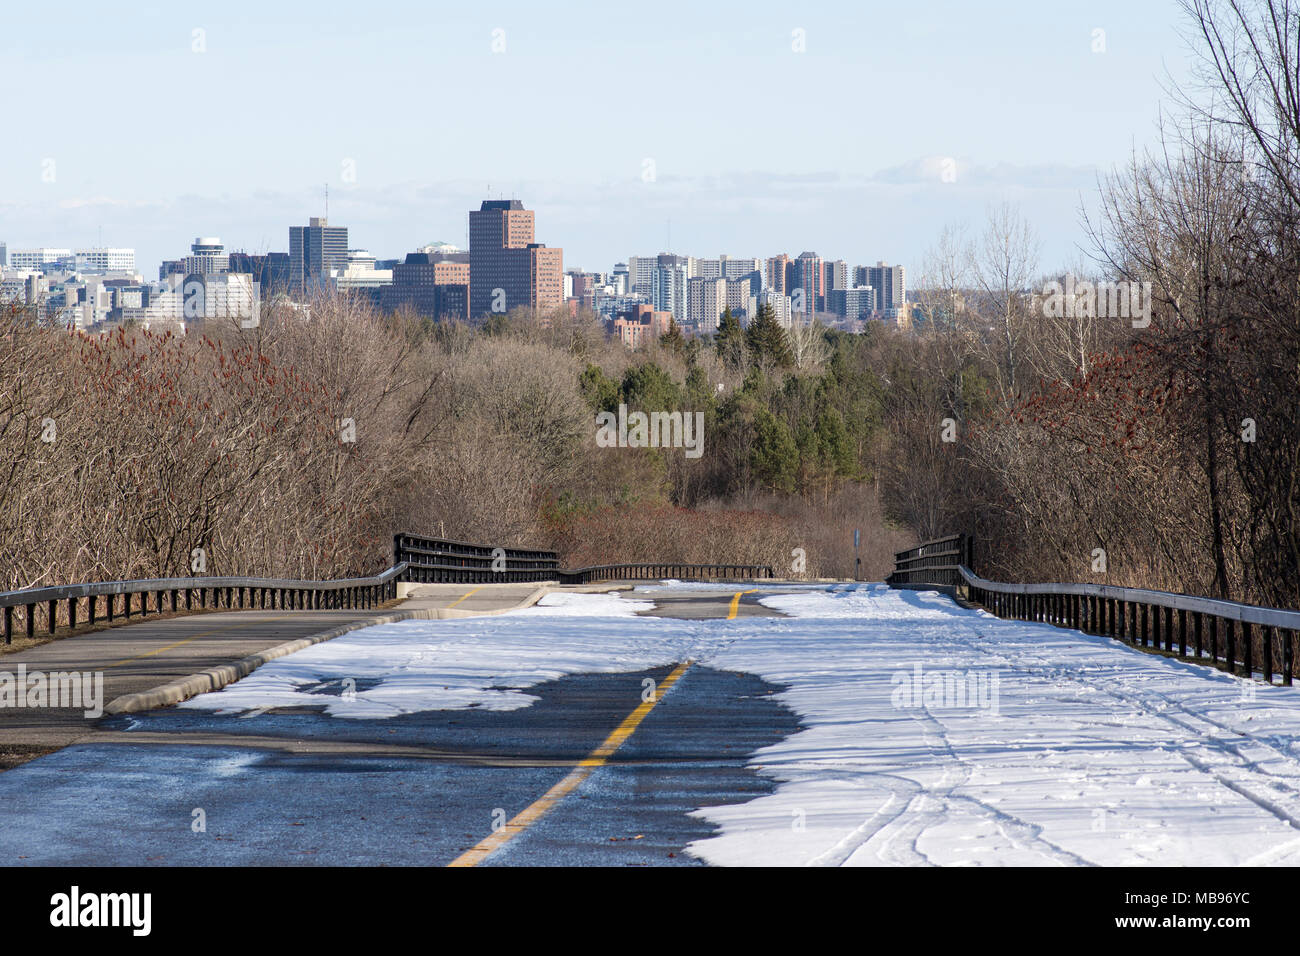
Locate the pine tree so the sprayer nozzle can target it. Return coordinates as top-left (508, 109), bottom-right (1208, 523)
top-left (714, 308), bottom-right (745, 368)
top-left (746, 303), bottom-right (793, 368)
top-left (660, 316), bottom-right (686, 356)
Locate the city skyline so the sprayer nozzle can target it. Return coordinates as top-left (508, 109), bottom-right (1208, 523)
top-left (1, 0), bottom-right (1192, 279)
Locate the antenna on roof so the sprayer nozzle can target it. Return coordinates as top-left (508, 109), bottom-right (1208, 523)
top-left (324, 183), bottom-right (329, 219)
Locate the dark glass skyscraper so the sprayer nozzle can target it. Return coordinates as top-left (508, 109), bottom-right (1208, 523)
top-left (289, 217), bottom-right (348, 297)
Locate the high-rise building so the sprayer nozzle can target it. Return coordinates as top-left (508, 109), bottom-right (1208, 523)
top-left (823, 259), bottom-right (848, 297)
top-left (184, 238), bottom-right (228, 275)
top-left (8, 248), bottom-right (71, 271)
top-left (626, 256), bottom-right (658, 297)
top-left (468, 200), bottom-right (563, 317)
top-left (529, 245), bottom-right (564, 312)
top-left (651, 254), bottom-right (689, 320)
top-left (0, 242), bottom-right (7, 266)
top-left (381, 251), bottom-right (469, 320)
top-left (793, 251), bottom-right (823, 317)
top-left (694, 258), bottom-right (724, 281)
top-left (725, 277), bottom-right (754, 321)
top-left (289, 217), bottom-right (349, 297)
top-left (863, 261), bottom-right (905, 315)
top-left (227, 252), bottom-right (291, 295)
top-left (759, 288), bottom-right (794, 328)
top-left (611, 263), bottom-right (630, 296)
top-left (829, 286), bottom-right (876, 320)
top-left (687, 276), bottom-right (727, 331)
top-left (766, 254), bottom-right (791, 294)
top-left (721, 256), bottom-right (762, 281)
top-left (73, 248), bottom-right (136, 273)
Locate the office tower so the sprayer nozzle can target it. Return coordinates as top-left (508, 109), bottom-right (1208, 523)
top-left (469, 199), bottom-right (562, 317)
top-left (227, 252), bottom-right (291, 295)
top-left (8, 248), bottom-right (71, 271)
top-left (382, 251), bottom-right (470, 320)
top-left (0, 241), bottom-right (6, 266)
top-left (289, 217), bottom-right (349, 297)
top-left (73, 248), bottom-right (136, 273)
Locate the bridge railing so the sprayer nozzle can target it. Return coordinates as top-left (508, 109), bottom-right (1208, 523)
top-left (886, 534), bottom-right (973, 589)
top-left (887, 535), bottom-right (1300, 686)
top-left (0, 563), bottom-right (409, 645)
top-left (558, 563), bottom-right (775, 585)
top-left (393, 534), bottom-right (773, 585)
top-left (393, 533), bottom-right (560, 584)
top-left (1, 532), bottom-right (777, 643)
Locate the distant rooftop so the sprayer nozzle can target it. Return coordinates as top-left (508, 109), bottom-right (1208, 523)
top-left (479, 199), bottom-right (525, 211)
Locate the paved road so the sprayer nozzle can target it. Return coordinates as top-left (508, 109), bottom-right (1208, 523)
top-left (0, 583), bottom-right (555, 757)
top-left (0, 582), bottom-right (802, 865)
top-left (628, 584), bottom-right (783, 620)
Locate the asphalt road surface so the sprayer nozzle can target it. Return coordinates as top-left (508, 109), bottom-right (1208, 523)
top-left (0, 584), bottom-right (801, 866)
top-left (0, 583), bottom-right (551, 755)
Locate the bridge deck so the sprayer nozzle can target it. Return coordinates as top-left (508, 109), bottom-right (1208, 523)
top-left (0, 583), bottom-right (561, 758)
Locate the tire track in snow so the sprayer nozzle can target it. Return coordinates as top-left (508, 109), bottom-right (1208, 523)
top-left (937, 610), bottom-right (1300, 841)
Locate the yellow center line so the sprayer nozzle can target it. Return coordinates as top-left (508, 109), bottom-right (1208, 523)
top-left (105, 613), bottom-right (298, 669)
top-left (448, 660), bottom-right (692, 867)
top-left (444, 587), bottom-right (483, 610)
top-left (727, 589), bottom-right (758, 620)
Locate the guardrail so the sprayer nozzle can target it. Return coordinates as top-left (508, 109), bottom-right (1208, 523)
top-left (887, 534), bottom-right (972, 589)
top-left (393, 534), bottom-right (773, 585)
top-left (0, 564), bottom-right (408, 645)
top-left (558, 563), bottom-right (775, 584)
top-left (393, 533), bottom-right (560, 584)
top-left (887, 533), bottom-right (1300, 686)
top-left (0, 532), bottom-right (777, 644)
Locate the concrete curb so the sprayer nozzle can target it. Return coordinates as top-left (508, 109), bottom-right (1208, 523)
top-left (103, 582), bottom-right (618, 716)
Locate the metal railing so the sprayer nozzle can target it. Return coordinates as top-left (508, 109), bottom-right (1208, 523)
top-left (0, 532), bottom-right (777, 643)
top-left (558, 563), bottom-right (775, 584)
top-left (887, 534), bottom-right (972, 588)
top-left (0, 564), bottom-right (408, 645)
top-left (393, 534), bottom-right (773, 585)
top-left (393, 534), bottom-right (560, 584)
top-left (887, 533), bottom-right (1300, 686)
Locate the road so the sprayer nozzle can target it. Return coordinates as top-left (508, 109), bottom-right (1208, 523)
top-left (0, 582), bottom-right (553, 758)
top-left (6, 581), bottom-right (1300, 866)
top-left (0, 583), bottom-right (794, 866)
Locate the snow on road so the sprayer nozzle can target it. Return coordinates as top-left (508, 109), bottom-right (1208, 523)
top-left (181, 582), bottom-right (1300, 866)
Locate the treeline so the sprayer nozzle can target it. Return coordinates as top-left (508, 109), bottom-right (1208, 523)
top-left (0, 293), bottom-right (917, 589)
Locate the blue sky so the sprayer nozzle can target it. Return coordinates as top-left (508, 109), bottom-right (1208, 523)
top-left (1, 0), bottom-right (1196, 278)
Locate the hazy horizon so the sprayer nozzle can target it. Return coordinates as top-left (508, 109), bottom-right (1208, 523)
top-left (2, 0), bottom-right (1194, 277)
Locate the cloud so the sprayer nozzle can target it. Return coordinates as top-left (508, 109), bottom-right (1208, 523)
top-left (870, 156), bottom-right (1098, 189)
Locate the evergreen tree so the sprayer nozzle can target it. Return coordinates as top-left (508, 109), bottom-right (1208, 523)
top-left (579, 362), bottom-right (620, 412)
top-left (751, 408), bottom-right (799, 493)
top-left (714, 308), bottom-right (745, 368)
top-left (746, 303), bottom-right (793, 368)
top-left (660, 317), bottom-right (687, 356)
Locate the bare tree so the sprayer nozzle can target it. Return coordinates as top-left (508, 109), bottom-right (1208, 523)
top-left (968, 202), bottom-right (1041, 402)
